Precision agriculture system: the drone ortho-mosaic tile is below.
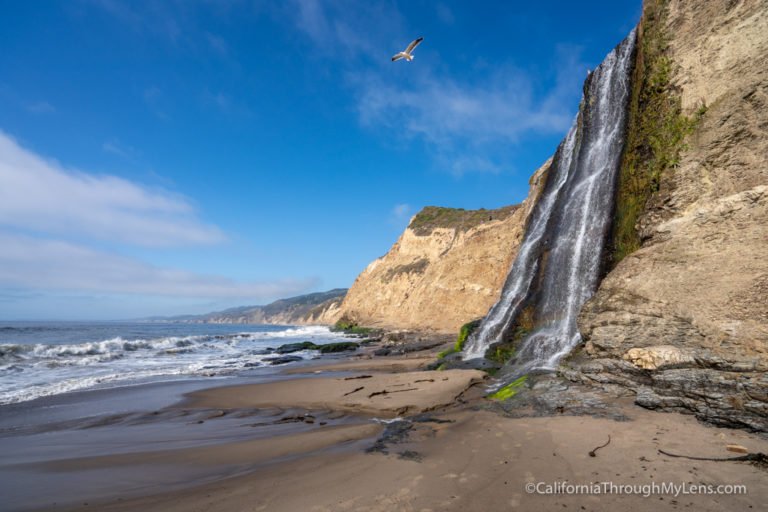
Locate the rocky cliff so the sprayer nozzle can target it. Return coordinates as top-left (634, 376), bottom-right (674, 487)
top-left (565, 0), bottom-right (768, 431)
top-left (335, 160), bottom-right (551, 333)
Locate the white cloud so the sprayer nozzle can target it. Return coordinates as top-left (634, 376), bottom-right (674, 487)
top-left (0, 232), bottom-right (317, 299)
top-left (0, 130), bottom-right (224, 247)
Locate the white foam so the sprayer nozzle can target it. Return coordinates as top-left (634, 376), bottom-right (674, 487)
top-left (0, 324), bottom-right (344, 405)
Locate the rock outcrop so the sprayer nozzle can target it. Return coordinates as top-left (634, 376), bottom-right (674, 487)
top-left (336, 160), bottom-right (551, 333)
top-left (566, 0), bottom-right (768, 431)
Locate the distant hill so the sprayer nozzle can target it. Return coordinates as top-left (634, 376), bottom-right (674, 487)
top-left (150, 288), bottom-right (347, 325)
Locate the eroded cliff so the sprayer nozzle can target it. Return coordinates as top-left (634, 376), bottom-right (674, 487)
top-left (566, 0), bottom-right (768, 430)
top-left (336, 160), bottom-right (550, 333)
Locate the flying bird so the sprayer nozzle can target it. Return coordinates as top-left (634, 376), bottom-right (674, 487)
top-left (392, 37), bottom-right (423, 62)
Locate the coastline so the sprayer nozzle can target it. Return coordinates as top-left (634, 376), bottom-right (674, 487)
top-left (2, 332), bottom-right (766, 511)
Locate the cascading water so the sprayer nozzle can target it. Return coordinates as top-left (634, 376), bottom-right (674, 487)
top-left (462, 29), bottom-right (637, 380)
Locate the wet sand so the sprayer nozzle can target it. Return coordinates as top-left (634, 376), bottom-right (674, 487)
top-left (70, 406), bottom-right (768, 512)
top-left (4, 354), bottom-right (767, 511)
top-left (186, 368), bottom-right (486, 417)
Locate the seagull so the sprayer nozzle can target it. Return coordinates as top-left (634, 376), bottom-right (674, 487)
top-left (392, 37), bottom-right (423, 62)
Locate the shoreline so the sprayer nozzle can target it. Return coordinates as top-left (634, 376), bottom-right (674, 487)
top-left (2, 333), bottom-right (767, 511)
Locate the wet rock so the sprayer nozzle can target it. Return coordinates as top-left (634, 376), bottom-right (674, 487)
top-left (276, 341), bottom-right (319, 354)
top-left (443, 356), bottom-right (501, 372)
top-left (266, 355), bottom-right (303, 365)
top-left (318, 342), bottom-right (359, 353)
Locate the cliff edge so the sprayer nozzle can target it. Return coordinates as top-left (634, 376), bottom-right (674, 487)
top-left (336, 160), bottom-right (551, 333)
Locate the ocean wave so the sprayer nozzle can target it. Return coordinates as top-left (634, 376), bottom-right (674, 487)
top-left (0, 324), bottom-right (342, 405)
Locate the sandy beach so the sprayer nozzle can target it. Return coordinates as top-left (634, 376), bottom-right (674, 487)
top-left (4, 342), bottom-right (760, 512)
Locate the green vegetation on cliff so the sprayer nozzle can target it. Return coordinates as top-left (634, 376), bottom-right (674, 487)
top-left (437, 319), bottom-right (482, 359)
top-left (409, 205), bottom-right (519, 236)
top-left (331, 319), bottom-right (375, 336)
top-left (611, 0), bottom-right (703, 265)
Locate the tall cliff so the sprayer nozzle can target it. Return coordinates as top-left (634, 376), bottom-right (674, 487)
top-left (336, 160), bottom-right (550, 333)
top-left (566, 0), bottom-right (768, 431)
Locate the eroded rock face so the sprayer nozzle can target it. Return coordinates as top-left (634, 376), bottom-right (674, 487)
top-left (623, 346), bottom-right (695, 370)
top-left (336, 160), bottom-right (550, 333)
top-left (568, 0), bottom-right (768, 431)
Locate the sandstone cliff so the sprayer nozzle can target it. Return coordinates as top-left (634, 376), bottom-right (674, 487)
top-left (336, 160), bottom-right (551, 333)
top-left (567, 0), bottom-right (768, 430)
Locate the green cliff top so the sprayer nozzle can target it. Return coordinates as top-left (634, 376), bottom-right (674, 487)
top-left (409, 205), bottom-right (520, 236)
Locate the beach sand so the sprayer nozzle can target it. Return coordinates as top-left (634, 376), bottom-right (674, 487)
top-left (23, 354), bottom-right (768, 512)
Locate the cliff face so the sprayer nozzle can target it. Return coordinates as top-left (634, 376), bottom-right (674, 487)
top-left (336, 160), bottom-right (550, 333)
top-left (567, 0), bottom-right (768, 430)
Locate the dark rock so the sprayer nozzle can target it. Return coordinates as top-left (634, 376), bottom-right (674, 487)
top-left (398, 450), bottom-right (423, 462)
top-left (318, 341), bottom-right (359, 353)
top-left (401, 340), bottom-right (445, 353)
top-left (374, 347), bottom-right (392, 356)
top-left (276, 341), bottom-right (319, 354)
top-left (563, 358), bottom-right (768, 431)
top-left (265, 355), bottom-right (303, 365)
top-left (443, 356), bottom-right (501, 372)
top-left (366, 420), bottom-right (413, 454)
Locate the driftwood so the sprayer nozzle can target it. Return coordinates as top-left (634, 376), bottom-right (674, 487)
top-left (344, 375), bottom-right (373, 380)
top-left (368, 388), bottom-right (418, 398)
top-left (589, 435), bottom-right (611, 457)
top-left (658, 449), bottom-right (768, 464)
top-left (343, 386), bottom-right (364, 396)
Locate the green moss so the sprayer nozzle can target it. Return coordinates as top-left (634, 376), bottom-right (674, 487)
top-left (487, 345), bottom-right (516, 364)
top-left (611, 0), bottom-right (703, 265)
top-left (455, 319), bottom-right (482, 352)
top-left (488, 376), bottom-right (528, 401)
top-left (331, 320), bottom-right (374, 336)
top-left (437, 348), bottom-right (454, 359)
top-left (436, 362), bottom-right (447, 371)
top-left (409, 206), bottom-right (519, 236)
top-left (318, 341), bottom-right (359, 353)
top-left (484, 305), bottom-right (535, 364)
top-left (434, 319), bottom-right (482, 364)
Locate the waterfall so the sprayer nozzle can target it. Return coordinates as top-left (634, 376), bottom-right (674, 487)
top-left (462, 29), bottom-right (637, 378)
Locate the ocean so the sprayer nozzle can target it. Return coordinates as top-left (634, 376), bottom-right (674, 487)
top-left (0, 321), bottom-right (352, 405)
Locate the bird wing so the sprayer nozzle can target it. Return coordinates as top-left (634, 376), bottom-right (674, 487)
top-left (405, 37), bottom-right (423, 54)
top-left (391, 53), bottom-right (404, 61)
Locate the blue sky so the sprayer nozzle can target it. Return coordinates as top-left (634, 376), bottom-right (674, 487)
top-left (0, 0), bottom-right (640, 320)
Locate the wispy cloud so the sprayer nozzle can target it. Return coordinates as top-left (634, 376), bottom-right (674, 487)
top-left (285, 1), bottom-right (587, 175)
top-left (0, 232), bottom-right (317, 299)
top-left (205, 31), bottom-right (229, 56)
top-left (102, 138), bottom-right (139, 159)
top-left (25, 101), bottom-right (56, 114)
top-left (85, 0), bottom-right (182, 43)
top-left (435, 3), bottom-right (455, 25)
top-left (392, 203), bottom-right (411, 220)
top-left (0, 130), bottom-right (223, 247)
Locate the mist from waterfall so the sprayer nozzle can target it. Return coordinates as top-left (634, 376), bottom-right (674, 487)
top-left (462, 29), bottom-right (637, 380)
